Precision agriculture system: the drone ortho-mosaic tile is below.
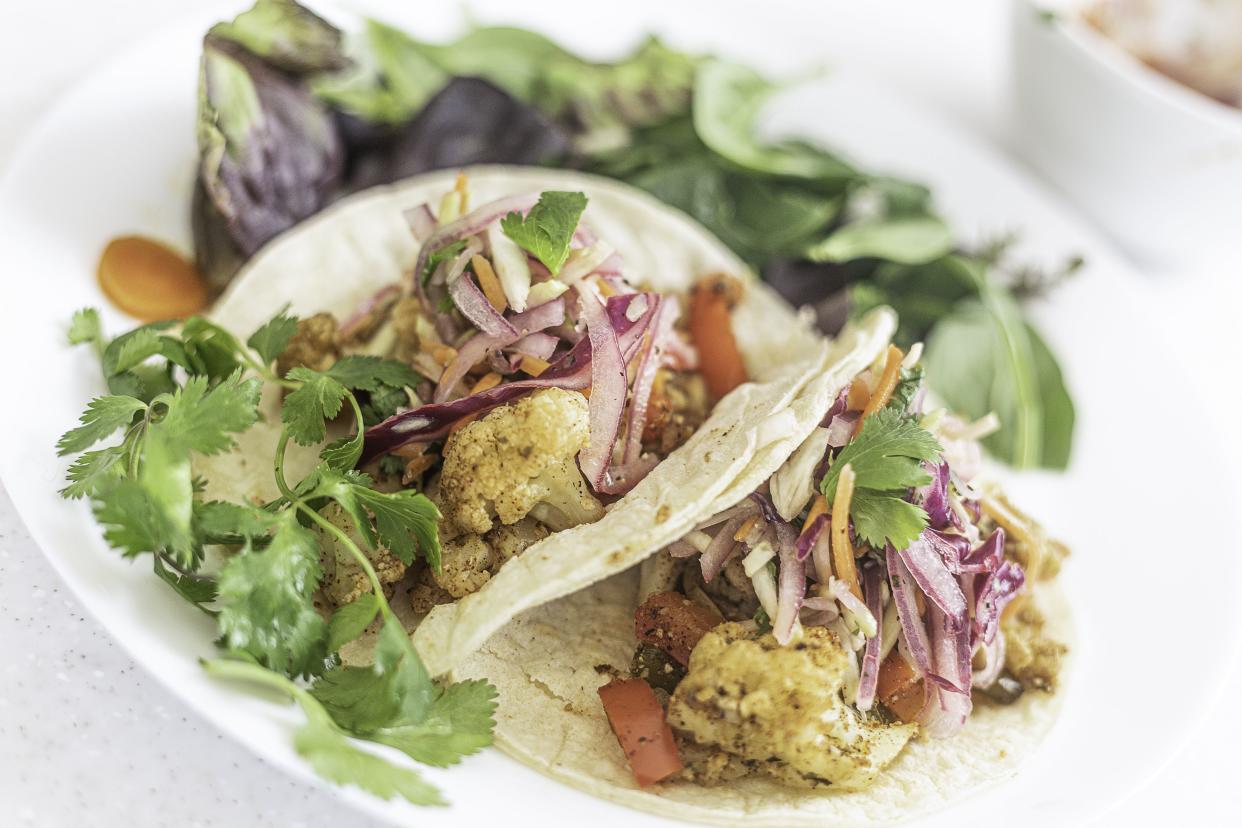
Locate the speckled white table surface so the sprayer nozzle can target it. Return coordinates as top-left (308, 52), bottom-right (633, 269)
top-left (2, 2), bottom-right (1240, 827)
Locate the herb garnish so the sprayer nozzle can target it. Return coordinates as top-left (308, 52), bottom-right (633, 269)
top-left (58, 308), bottom-right (495, 806)
top-left (500, 190), bottom-right (588, 275)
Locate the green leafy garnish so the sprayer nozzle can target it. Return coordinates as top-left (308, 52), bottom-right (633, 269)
top-left (59, 306), bottom-right (493, 808)
top-left (820, 408), bottom-right (942, 550)
top-left (421, 239), bottom-right (468, 286)
top-left (500, 191), bottom-right (588, 275)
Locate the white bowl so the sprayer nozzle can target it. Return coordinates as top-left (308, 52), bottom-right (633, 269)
top-left (1010, 0), bottom-right (1242, 268)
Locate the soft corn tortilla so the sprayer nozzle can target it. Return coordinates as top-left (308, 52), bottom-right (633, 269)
top-left (437, 325), bottom-right (1073, 826)
top-left (199, 166), bottom-right (893, 674)
top-left (455, 566), bottom-right (1071, 827)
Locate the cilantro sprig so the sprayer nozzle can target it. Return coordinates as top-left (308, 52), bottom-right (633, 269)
top-left (820, 406), bottom-right (942, 550)
top-left (500, 190), bottom-right (588, 275)
top-left (58, 307), bottom-right (494, 807)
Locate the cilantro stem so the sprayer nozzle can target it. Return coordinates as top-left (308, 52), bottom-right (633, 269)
top-left (273, 428), bottom-right (297, 503)
top-left (297, 502), bottom-right (392, 620)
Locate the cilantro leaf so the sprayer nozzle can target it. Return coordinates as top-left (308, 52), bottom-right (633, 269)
top-left (327, 594), bottom-right (381, 652)
top-left (328, 356), bottom-right (421, 392)
top-left (139, 427), bottom-right (196, 566)
top-left (500, 191), bottom-right (588, 275)
top-left (370, 679), bottom-right (497, 768)
top-left (61, 445), bottom-right (127, 499)
top-left (92, 479), bottom-right (165, 558)
top-left (320, 432), bottom-right (364, 473)
top-left (246, 308), bottom-right (299, 365)
top-left (820, 407), bottom-right (941, 551)
top-left (56, 396), bottom-right (146, 456)
top-left (154, 372), bottom-right (262, 455)
top-left (312, 469), bottom-right (441, 568)
top-left (193, 500), bottom-right (279, 545)
top-left (294, 715), bottom-right (445, 807)
top-left (283, 367), bottom-right (350, 445)
top-left (68, 307), bottom-right (104, 350)
top-left (849, 491), bottom-right (929, 550)
top-left (216, 512), bottom-right (328, 678)
top-left (421, 240), bottom-right (468, 286)
top-left (103, 323), bottom-right (178, 375)
top-left (204, 658), bottom-right (445, 807)
top-left (821, 408), bottom-right (941, 500)
top-left (360, 384), bottom-right (409, 426)
top-left (178, 318), bottom-right (246, 381)
top-left (313, 618), bottom-right (433, 732)
top-left (153, 554), bottom-right (218, 613)
top-left (887, 364), bottom-right (925, 415)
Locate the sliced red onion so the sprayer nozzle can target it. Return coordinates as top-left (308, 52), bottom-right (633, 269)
top-left (820, 386), bottom-right (850, 426)
top-left (772, 518), bottom-right (804, 645)
top-left (621, 296), bottom-right (672, 465)
top-left (667, 540), bottom-right (699, 558)
top-left (962, 527), bottom-right (1005, 573)
top-left (914, 461), bottom-right (952, 529)
top-left (886, 545), bottom-right (934, 677)
top-left (338, 284), bottom-right (400, 340)
top-left (403, 203), bottom-right (437, 242)
top-left (693, 499), bottom-right (759, 532)
top-left (801, 595), bottom-right (839, 613)
top-left (829, 577), bottom-right (878, 637)
top-left (411, 193), bottom-right (540, 288)
top-left (575, 284), bottom-right (628, 491)
top-left (825, 411), bottom-right (859, 448)
top-left (971, 629), bottom-right (1006, 689)
top-left (558, 242), bottom-right (615, 285)
top-left (700, 515), bottom-right (746, 583)
top-left (899, 535), bottom-right (968, 628)
top-left (749, 491), bottom-right (783, 525)
top-left (594, 251), bottom-right (625, 276)
top-left (434, 299), bottom-right (567, 403)
top-left (363, 294), bottom-right (652, 463)
top-left (855, 563), bottom-right (884, 711)
top-left (596, 453), bottom-right (661, 496)
top-left (449, 272), bottom-right (518, 339)
top-left (974, 559), bottom-right (1024, 646)
top-left (917, 602), bottom-right (973, 738)
top-left (509, 332), bottom-right (558, 361)
top-left (793, 514), bottom-right (828, 562)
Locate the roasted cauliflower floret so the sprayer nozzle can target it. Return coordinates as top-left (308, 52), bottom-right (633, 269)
top-left (1002, 601), bottom-right (1067, 691)
top-left (668, 623), bottom-right (915, 791)
top-left (433, 534), bottom-right (496, 598)
top-left (486, 516), bottom-right (550, 563)
top-left (438, 388), bottom-right (603, 533)
top-left (276, 313), bottom-right (339, 377)
top-left (315, 503), bottom-right (406, 607)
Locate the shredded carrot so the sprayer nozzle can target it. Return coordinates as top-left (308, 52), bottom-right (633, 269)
top-left (595, 275), bottom-right (617, 298)
top-left (469, 372), bottom-right (502, 394)
top-left (800, 494), bottom-right (828, 538)
top-left (454, 172), bottom-right (469, 212)
top-left (831, 464), bottom-right (862, 600)
top-left (847, 380), bottom-right (871, 412)
top-left (472, 254), bottom-right (508, 312)
top-left (734, 515), bottom-right (760, 542)
top-left (401, 453), bottom-right (438, 484)
top-left (980, 496), bottom-right (1042, 576)
top-left (519, 355), bottom-right (550, 376)
top-left (854, 345), bottom-right (904, 437)
top-left (429, 343), bottom-right (457, 366)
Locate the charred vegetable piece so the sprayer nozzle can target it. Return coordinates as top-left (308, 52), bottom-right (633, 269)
top-left (598, 678), bottom-right (683, 787)
top-left (688, 274), bottom-right (748, 401)
top-left (634, 591), bottom-right (721, 667)
top-left (631, 644), bottom-right (686, 696)
top-left (875, 650), bottom-right (924, 722)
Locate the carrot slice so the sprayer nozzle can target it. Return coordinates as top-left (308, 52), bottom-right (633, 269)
top-left (519, 355), bottom-right (550, 376)
top-left (471, 254), bottom-right (508, 313)
top-left (97, 236), bottom-right (208, 322)
top-left (688, 274), bottom-right (748, 401)
top-left (831, 464), bottom-right (862, 600)
top-left (847, 379), bottom-right (871, 412)
top-left (801, 494), bottom-right (828, 538)
top-left (598, 678), bottom-right (683, 786)
top-left (854, 345), bottom-right (904, 436)
top-left (454, 171), bottom-right (470, 212)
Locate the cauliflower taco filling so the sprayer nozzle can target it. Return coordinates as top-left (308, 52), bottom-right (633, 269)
top-left (597, 346), bottom-right (1069, 789)
top-left (285, 177), bottom-right (749, 611)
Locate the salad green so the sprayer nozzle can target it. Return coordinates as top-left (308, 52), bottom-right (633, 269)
top-left (194, 0), bottom-right (1076, 470)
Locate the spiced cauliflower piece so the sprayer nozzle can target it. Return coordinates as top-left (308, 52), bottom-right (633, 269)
top-left (430, 517), bottom-right (551, 598)
top-left (438, 388), bottom-right (603, 534)
top-left (276, 313), bottom-right (339, 377)
top-left (668, 623), bottom-right (915, 791)
top-left (315, 503), bottom-right (406, 607)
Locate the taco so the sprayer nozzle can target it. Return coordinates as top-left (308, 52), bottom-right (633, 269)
top-left (439, 337), bottom-right (1073, 825)
top-left (201, 166), bottom-right (894, 672)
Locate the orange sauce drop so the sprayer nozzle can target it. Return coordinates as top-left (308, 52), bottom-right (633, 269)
top-left (97, 235), bottom-right (208, 321)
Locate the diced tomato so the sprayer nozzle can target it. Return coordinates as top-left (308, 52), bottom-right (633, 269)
top-left (688, 274), bottom-right (748, 401)
top-left (598, 678), bottom-right (683, 787)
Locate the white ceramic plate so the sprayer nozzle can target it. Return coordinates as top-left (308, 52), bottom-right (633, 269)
top-left (0, 1), bottom-right (1236, 826)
